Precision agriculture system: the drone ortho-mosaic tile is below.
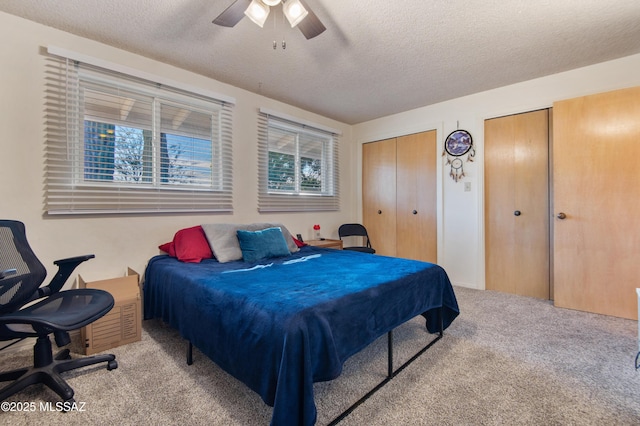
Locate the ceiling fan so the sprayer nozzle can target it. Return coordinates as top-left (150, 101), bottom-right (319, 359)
top-left (213, 0), bottom-right (326, 40)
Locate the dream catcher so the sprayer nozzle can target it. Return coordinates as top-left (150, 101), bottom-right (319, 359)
top-left (443, 129), bottom-right (475, 182)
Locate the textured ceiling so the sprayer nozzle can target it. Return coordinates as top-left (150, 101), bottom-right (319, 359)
top-left (1, 0), bottom-right (640, 124)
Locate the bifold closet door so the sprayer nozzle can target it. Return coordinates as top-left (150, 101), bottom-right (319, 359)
top-left (553, 86), bottom-right (640, 319)
top-left (395, 131), bottom-right (437, 262)
top-left (485, 109), bottom-right (550, 299)
top-left (362, 138), bottom-right (397, 256)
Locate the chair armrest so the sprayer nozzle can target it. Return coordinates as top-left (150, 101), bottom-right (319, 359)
top-left (53, 254), bottom-right (96, 266)
top-left (38, 254), bottom-right (95, 297)
top-left (0, 268), bottom-right (17, 280)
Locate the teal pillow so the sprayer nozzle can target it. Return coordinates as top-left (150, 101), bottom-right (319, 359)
top-left (236, 227), bottom-right (291, 262)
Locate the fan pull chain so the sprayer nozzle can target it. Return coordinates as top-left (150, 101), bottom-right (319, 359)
top-left (273, 8), bottom-right (277, 49)
top-left (273, 38), bottom-right (287, 49)
top-left (272, 6), bottom-right (286, 50)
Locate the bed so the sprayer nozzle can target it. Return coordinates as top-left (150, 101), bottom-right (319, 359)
top-left (143, 226), bottom-right (459, 425)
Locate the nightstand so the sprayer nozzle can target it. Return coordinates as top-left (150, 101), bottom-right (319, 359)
top-left (305, 239), bottom-right (343, 250)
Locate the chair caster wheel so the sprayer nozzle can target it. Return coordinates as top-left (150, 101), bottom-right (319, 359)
top-left (55, 348), bottom-right (72, 360)
top-left (107, 360), bottom-right (118, 370)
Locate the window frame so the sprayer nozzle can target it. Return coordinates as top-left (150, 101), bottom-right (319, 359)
top-left (257, 109), bottom-right (340, 212)
top-left (266, 120), bottom-right (332, 195)
top-left (44, 49), bottom-right (234, 215)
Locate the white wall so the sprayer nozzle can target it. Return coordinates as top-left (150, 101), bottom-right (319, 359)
top-left (353, 53), bottom-right (640, 289)
top-left (3, 10), bottom-right (640, 292)
top-left (0, 12), bottom-right (354, 283)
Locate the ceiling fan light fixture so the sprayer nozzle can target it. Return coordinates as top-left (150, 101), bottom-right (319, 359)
top-left (244, 0), bottom-right (270, 28)
top-left (262, 0), bottom-right (281, 6)
top-left (283, 0), bottom-right (308, 28)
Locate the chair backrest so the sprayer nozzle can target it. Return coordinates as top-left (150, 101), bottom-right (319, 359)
top-left (339, 223), bottom-right (369, 239)
top-left (338, 223), bottom-right (372, 248)
top-left (0, 220), bottom-right (47, 315)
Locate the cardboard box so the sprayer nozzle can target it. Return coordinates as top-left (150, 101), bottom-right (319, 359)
top-left (79, 268), bottom-right (141, 355)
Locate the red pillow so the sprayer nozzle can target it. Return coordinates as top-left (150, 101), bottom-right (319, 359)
top-left (158, 241), bottom-right (176, 257)
top-left (159, 226), bottom-right (213, 263)
top-left (292, 236), bottom-right (307, 248)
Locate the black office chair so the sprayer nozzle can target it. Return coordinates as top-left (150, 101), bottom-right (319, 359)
top-left (338, 223), bottom-right (376, 254)
top-left (0, 220), bottom-right (117, 404)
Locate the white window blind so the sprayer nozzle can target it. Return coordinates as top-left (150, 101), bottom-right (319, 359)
top-left (258, 110), bottom-right (340, 212)
top-left (44, 53), bottom-right (234, 215)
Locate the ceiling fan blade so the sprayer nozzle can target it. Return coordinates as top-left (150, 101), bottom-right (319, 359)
top-left (297, 0), bottom-right (326, 39)
top-left (213, 0), bottom-right (251, 27)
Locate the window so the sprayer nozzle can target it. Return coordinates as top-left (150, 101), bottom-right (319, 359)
top-left (258, 109), bottom-right (340, 212)
top-left (44, 51), bottom-right (234, 214)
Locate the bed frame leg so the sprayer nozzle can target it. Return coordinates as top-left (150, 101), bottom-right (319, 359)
top-left (187, 341), bottom-right (193, 365)
top-left (328, 312), bottom-right (444, 426)
top-left (387, 330), bottom-right (393, 378)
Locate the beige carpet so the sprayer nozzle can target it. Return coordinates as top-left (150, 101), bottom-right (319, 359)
top-left (2, 286), bottom-right (640, 425)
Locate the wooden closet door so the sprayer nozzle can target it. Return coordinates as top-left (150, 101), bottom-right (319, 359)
top-left (396, 131), bottom-right (437, 262)
top-left (553, 87), bottom-right (640, 319)
top-left (362, 138), bottom-right (397, 256)
top-left (485, 110), bottom-right (550, 299)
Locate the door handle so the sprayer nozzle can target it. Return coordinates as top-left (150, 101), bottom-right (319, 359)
top-left (412, 210), bottom-right (418, 215)
top-left (377, 210), bottom-right (382, 214)
top-left (557, 212), bottom-right (567, 220)
top-left (514, 210), bottom-right (521, 216)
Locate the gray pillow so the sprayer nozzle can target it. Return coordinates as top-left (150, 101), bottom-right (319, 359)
top-left (201, 222), bottom-right (299, 263)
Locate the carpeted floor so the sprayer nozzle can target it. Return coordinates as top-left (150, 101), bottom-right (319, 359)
top-left (2, 286), bottom-right (640, 425)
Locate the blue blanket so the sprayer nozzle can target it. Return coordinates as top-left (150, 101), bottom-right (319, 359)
top-left (144, 246), bottom-right (459, 425)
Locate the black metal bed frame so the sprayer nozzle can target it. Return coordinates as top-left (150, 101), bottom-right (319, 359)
top-left (185, 308), bottom-right (444, 425)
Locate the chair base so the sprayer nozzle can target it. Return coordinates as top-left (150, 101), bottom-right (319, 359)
top-left (0, 335), bottom-right (117, 402)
